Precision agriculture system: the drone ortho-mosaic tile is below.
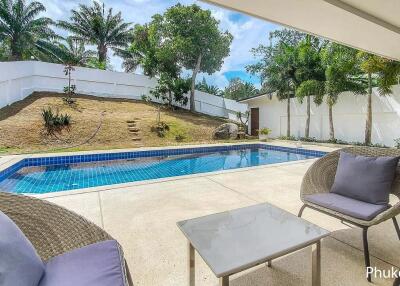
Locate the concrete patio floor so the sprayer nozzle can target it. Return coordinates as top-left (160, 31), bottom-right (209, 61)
top-left (38, 156), bottom-right (400, 286)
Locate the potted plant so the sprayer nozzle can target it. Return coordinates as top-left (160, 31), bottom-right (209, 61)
top-left (258, 128), bottom-right (271, 141)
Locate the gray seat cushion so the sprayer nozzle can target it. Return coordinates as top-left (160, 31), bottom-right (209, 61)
top-left (39, 240), bottom-right (125, 286)
top-left (0, 210), bottom-right (45, 286)
top-left (304, 193), bottom-right (390, 221)
top-left (330, 151), bottom-right (399, 205)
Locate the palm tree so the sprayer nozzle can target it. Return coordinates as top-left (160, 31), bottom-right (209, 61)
top-left (196, 77), bottom-right (223, 96)
top-left (263, 43), bottom-right (299, 137)
top-left (58, 1), bottom-right (132, 64)
top-left (295, 35), bottom-right (325, 138)
top-left (223, 78), bottom-right (258, 100)
top-left (0, 0), bottom-right (55, 60)
top-left (322, 44), bottom-right (366, 141)
top-left (358, 52), bottom-right (400, 145)
top-left (296, 80), bottom-right (324, 138)
top-left (37, 37), bottom-right (96, 66)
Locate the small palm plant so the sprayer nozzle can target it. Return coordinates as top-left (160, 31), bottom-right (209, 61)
top-left (63, 64), bottom-right (76, 104)
top-left (0, 0), bottom-right (56, 60)
top-left (58, 1), bottom-right (132, 65)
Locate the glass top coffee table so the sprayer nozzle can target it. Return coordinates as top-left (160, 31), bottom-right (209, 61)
top-left (177, 203), bottom-right (330, 286)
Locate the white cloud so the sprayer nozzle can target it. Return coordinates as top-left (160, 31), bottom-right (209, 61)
top-left (40, 0), bottom-right (280, 88)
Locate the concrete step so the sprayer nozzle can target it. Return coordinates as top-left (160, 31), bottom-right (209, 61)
top-left (126, 120), bottom-right (136, 124)
top-left (128, 123), bottom-right (136, 127)
top-left (131, 138), bottom-right (142, 141)
top-left (128, 128), bottom-right (140, 132)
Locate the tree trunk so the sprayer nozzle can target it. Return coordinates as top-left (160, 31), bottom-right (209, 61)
top-left (286, 93), bottom-right (291, 137)
top-left (305, 95), bottom-right (310, 138)
top-left (328, 104), bottom-right (335, 141)
top-left (98, 44), bottom-right (108, 63)
top-left (10, 39), bottom-right (22, 61)
top-left (168, 90), bottom-right (173, 108)
top-left (364, 72), bottom-right (372, 145)
top-left (190, 54), bottom-right (202, 112)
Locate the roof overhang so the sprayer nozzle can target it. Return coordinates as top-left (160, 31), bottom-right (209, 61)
top-left (201, 0), bottom-right (400, 61)
top-left (239, 93), bottom-right (270, 102)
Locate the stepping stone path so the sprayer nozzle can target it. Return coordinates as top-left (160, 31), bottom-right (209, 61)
top-left (126, 118), bottom-right (142, 144)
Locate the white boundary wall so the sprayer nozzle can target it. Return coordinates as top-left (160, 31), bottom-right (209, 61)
top-left (0, 61), bottom-right (247, 121)
top-left (247, 84), bottom-right (400, 147)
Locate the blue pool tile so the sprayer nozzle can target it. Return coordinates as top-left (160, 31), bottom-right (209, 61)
top-left (0, 144), bottom-right (327, 194)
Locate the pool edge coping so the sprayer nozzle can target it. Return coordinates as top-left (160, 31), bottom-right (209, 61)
top-left (0, 141), bottom-right (329, 195)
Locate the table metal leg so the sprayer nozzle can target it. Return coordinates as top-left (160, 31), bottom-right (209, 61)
top-left (188, 242), bottom-right (195, 286)
top-left (312, 241), bottom-right (321, 286)
top-left (219, 276), bottom-right (229, 286)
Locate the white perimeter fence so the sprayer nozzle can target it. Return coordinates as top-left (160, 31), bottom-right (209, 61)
top-left (0, 61), bottom-right (247, 121)
top-left (248, 84), bottom-right (400, 147)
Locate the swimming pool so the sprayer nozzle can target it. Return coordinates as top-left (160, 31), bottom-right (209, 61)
top-left (0, 144), bottom-right (326, 194)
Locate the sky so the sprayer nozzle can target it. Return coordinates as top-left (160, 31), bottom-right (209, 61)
top-left (40, 0), bottom-right (281, 89)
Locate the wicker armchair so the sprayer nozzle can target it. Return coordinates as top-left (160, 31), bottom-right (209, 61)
top-left (298, 146), bottom-right (400, 282)
top-left (0, 192), bottom-right (133, 286)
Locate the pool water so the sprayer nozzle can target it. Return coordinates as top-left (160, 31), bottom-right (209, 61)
top-left (0, 147), bottom-right (319, 194)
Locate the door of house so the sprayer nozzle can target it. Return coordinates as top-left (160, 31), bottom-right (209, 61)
top-left (250, 108), bottom-right (259, 136)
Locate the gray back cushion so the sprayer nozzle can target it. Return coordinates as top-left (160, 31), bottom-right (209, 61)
top-left (39, 240), bottom-right (125, 286)
top-left (331, 151), bottom-right (399, 205)
top-left (0, 210), bottom-right (45, 286)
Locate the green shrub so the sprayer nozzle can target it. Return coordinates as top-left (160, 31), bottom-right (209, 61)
top-left (259, 128), bottom-right (271, 135)
top-left (42, 107), bottom-right (71, 134)
top-left (299, 137), bottom-right (317, 142)
top-left (151, 121), bottom-right (170, 137)
top-left (277, 135), bottom-right (296, 141)
top-left (175, 133), bottom-right (186, 142)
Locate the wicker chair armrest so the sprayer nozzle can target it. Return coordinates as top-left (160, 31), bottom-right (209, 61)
top-left (371, 201), bottom-right (400, 225)
top-left (300, 150), bottom-right (340, 199)
top-left (0, 192), bottom-right (112, 261)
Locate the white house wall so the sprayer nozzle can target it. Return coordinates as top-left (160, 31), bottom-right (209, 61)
top-left (0, 61), bottom-right (247, 120)
top-left (247, 84), bottom-right (400, 146)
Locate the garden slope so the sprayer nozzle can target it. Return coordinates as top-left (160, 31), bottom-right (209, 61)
top-left (0, 92), bottom-right (227, 154)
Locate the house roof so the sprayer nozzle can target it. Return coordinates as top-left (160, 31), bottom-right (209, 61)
top-left (201, 0), bottom-right (400, 61)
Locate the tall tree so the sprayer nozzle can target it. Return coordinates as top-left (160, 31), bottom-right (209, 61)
top-left (322, 43), bottom-right (366, 141)
top-left (223, 78), bottom-right (259, 100)
top-left (247, 29), bottom-right (306, 137)
top-left (124, 21), bottom-right (187, 106)
top-left (122, 21), bottom-right (180, 77)
top-left (357, 52), bottom-right (400, 145)
top-left (160, 4), bottom-right (232, 111)
top-left (58, 1), bottom-right (132, 64)
top-left (295, 35), bottom-right (326, 138)
top-left (0, 0), bottom-right (56, 60)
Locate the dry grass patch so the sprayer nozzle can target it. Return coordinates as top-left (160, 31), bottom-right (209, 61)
top-left (0, 92), bottom-right (238, 154)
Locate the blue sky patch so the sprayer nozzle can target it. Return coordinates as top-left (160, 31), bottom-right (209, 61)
top-left (224, 71), bottom-right (261, 86)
